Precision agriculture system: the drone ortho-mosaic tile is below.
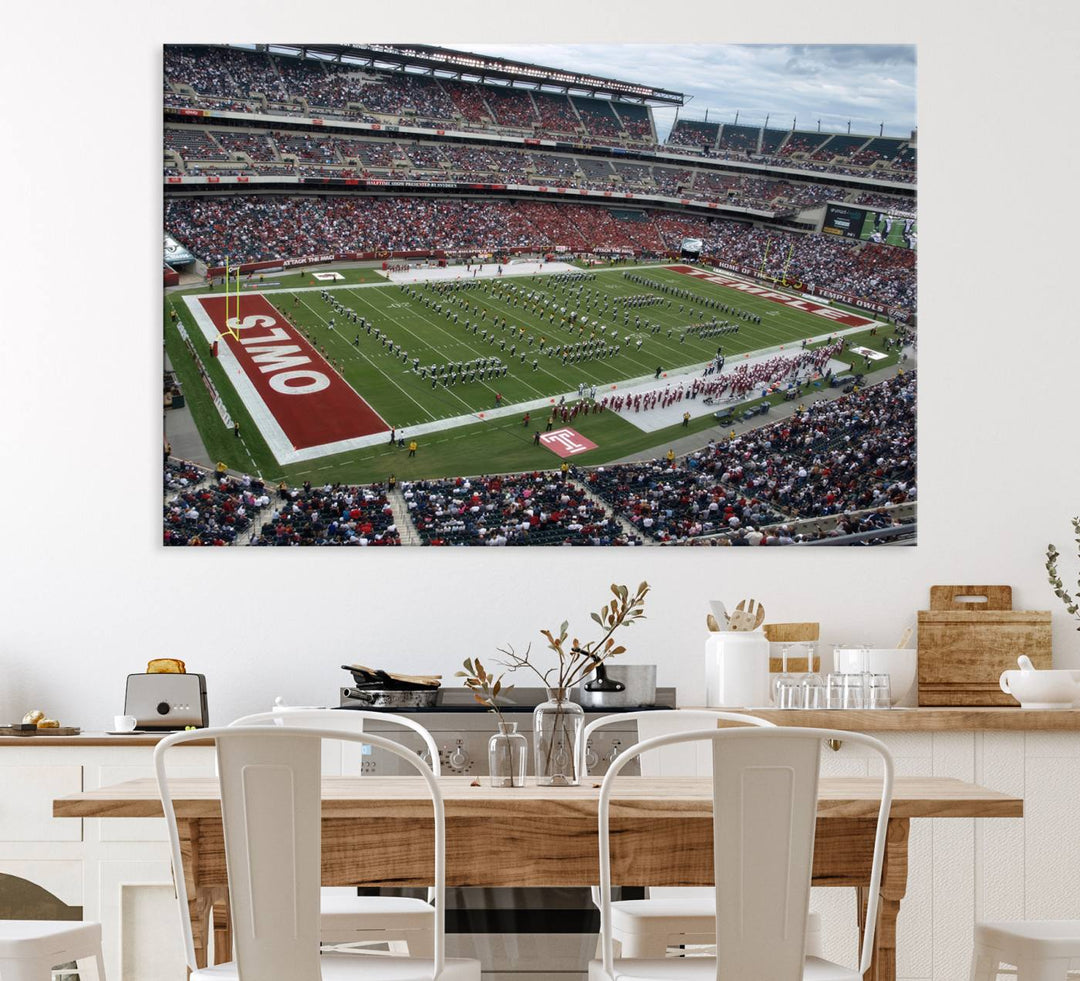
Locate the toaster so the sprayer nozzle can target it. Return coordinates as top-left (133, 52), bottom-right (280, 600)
top-left (124, 673), bottom-right (209, 730)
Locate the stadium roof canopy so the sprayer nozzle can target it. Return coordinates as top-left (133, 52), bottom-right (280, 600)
top-left (244, 43), bottom-right (685, 105)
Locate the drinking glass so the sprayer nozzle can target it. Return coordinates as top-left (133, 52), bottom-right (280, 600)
top-left (800, 673), bottom-right (826, 709)
top-left (775, 676), bottom-right (803, 709)
top-left (825, 673), bottom-right (846, 709)
top-left (868, 674), bottom-right (893, 709)
top-left (841, 673), bottom-right (866, 709)
top-left (792, 641), bottom-right (818, 675)
top-left (773, 645), bottom-right (798, 705)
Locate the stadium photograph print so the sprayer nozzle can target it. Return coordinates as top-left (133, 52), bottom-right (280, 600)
top-left (162, 42), bottom-right (917, 547)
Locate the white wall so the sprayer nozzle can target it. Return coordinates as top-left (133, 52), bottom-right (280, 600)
top-left (1, 1), bottom-right (1078, 729)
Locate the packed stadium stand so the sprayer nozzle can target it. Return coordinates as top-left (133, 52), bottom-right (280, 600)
top-left (163, 45), bottom-right (916, 178)
top-left (402, 473), bottom-right (642, 546)
top-left (163, 474), bottom-right (270, 546)
top-left (164, 194), bottom-right (915, 314)
top-left (251, 484), bottom-right (401, 546)
top-left (163, 371), bottom-right (916, 547)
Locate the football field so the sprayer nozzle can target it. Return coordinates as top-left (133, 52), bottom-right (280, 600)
top-left (165, 262), bottom-right (896, 484)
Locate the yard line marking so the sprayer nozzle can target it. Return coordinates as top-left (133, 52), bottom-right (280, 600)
top-left (293, 293), bottom-right (437, 423)
top-left (345, 287), bottom-right (532, 408)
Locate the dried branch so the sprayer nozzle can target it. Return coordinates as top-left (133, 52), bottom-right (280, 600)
top-left (496, 582), bottom-right (651, 692)
top-left (455, 657), bottom-right (515, 722)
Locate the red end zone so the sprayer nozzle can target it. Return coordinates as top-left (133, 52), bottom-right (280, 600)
top-left (198, 294), bottom-right (386, 450)
top-left (667, 265), bottom-right (875, 328)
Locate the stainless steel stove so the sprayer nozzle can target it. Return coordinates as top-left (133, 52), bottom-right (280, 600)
top-left (338, 686), bottom-right (676, 777)
top-left (335, 685), bottom-right (676, 980)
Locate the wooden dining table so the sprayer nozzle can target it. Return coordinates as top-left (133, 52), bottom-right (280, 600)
top-left (54, 775), bottom-right (1022, 981)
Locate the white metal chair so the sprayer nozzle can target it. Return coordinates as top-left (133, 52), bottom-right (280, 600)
top-left (589, 726), bottom-right (894, 981)
top-left (969, 921), bottom-right (1080, 980)
top-left (0, 920), bottom-right (105, 981)
top-left (155, 725), bottom-right (480, 980)
top-left (580, 711), bottom-right (822, 959)
top-left (230, 708), bottom-right (438, 956)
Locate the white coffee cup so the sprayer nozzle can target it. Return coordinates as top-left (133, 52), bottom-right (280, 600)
top-left (113, 715), bottom-right (138, 732)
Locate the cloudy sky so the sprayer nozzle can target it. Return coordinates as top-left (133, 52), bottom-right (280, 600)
top-left (458, 44), bottom-right (917, 141)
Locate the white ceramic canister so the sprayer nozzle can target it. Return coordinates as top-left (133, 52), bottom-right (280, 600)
top-left (704, 630), bottom-right (771, 707)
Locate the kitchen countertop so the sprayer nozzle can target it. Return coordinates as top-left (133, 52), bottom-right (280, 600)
top-left (4, 707), bottom-right (1080, 745)
top-left (0, 732), bottom-right (211, 747)
top-left (685, 706), bottom-right (1080, 730)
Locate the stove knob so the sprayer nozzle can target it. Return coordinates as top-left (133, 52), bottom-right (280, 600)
top-left (447, 746), bottom-right (471, 771)
top-left (585, 746), bottom-right (600, 770)
top-left (156, 702), bottom-right (171, 716)
top-left (606, 744), bottom-right (621, 764)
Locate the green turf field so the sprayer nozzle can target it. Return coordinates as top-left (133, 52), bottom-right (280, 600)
top-left (165, 263), bottom-right (904, 485)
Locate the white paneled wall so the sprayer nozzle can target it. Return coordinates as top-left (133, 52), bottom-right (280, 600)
top-left (813, 730), bottom-right (1080, 981)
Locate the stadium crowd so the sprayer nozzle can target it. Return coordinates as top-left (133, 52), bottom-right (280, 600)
top-left (166, 125), bottom-right (892, 216)
top-left (164, 46), bottom-right (915, 181)
top-left (581, 372), bottom-right (916, 543)
top-left (251, 483), bottom-right (401, 545)
top-left (400, 472), bottom-right (641, 546)
top-left (165, 195), bottom-right (916, 313)
top-left (164, 46), bottom-right (652, 144)
top-left (163, 473), bottom-right (271, 546)
top-left (162, 372), bottom-right (914, 547)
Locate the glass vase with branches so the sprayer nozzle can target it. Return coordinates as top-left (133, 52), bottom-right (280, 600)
top-left (495, 582), bottom-right (650, 785)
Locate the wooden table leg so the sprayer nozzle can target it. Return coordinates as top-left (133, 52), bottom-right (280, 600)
top-left (177, 819), bottom-right (233, 969)
top-left (858, 817), bottom-right (909, 981)
top-left (185, 888), bottom-right (211, 971)
top-left (211, 887), bottom-right (232, 964)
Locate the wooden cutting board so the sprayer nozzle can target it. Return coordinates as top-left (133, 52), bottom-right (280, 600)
top-left (763, 623), bottom-right (821, 672)
top-left (917, 585), bottom-right (1052, 705)
top-left (0, 726), bottom-right (81, 737)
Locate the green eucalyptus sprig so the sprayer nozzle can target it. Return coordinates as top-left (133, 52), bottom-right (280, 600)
top-left (456, 657), bottom-right (514, 722)
top-left (1046, 516), bottom-right (1080, 629)
top-left (495, 581), bottom-right (651, 690)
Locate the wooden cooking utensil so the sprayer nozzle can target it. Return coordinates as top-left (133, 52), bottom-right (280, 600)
top-left (706, 614), bottom-right (722, 632)
top-left (729, 599), bottom-right (765, 631)
top-left (895, 626), bottom-right (913, 649)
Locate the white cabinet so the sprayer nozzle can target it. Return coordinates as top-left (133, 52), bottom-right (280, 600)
top-left (0, 740), bottom-right (213, 981)
top-left (0, 766), bottom-right (83, 841)
top-left (811, 729), bottom-right (1080, 981)
top-left (0, 729), bottom-right (1076, 981)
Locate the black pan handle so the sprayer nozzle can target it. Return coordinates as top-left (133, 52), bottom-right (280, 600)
top-left (584, 663), bottom-right (625, 693)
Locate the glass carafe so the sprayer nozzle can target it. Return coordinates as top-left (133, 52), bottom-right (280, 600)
top-left (488, 721), bottom-right (528, 788)
top-left (533, 687), bottom-right (584, 786)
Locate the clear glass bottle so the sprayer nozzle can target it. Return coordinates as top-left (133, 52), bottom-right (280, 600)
top-left (488, 721), bottom-right (528, 788)
top-left (533, 687), bottom-right (584, 786)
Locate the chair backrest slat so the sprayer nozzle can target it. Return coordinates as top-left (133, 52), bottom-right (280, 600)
top-left (216, 731), bottom-right (323, 980)
top-left (579, 709), bottom-right (773, 779)
top-left (712, 732), bottom-right (821, 978)
top-left (230, 708), bottom-right (442, 777)
top-left (155, 725), bottom-right (446, 981)
top-left (594, 727), bottom-right (893, 981)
